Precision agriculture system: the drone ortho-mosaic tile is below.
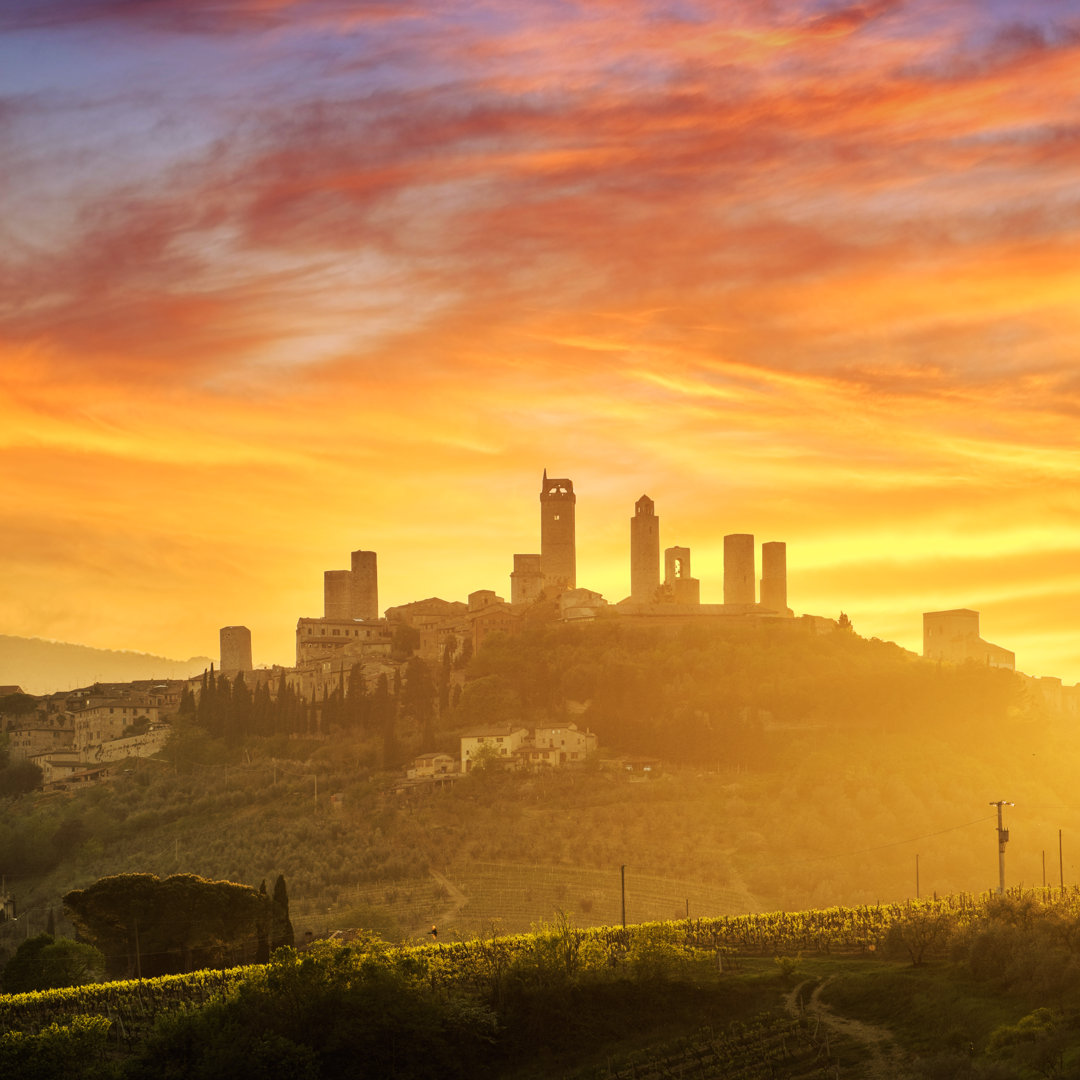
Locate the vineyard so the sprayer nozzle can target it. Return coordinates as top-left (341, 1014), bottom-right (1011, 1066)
top-left (5, 888), bottom-right (1076, 1040)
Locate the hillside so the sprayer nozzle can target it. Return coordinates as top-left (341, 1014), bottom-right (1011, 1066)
top-left (2, 619), bottom-right (1078, 957)
top-left (0, 636), bottom-right (212, 696)
top-left (6, 894), bottom-right (1080, 1078)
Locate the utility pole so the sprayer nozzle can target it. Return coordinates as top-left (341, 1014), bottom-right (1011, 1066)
top-left (990, 800), bottom-right (1013, 895)
top-left (620, 865), bottom-right (626, 928)
top-left (915, 854), bottom-right (920, 900)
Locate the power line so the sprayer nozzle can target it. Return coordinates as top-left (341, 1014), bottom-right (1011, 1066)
top-left (782, 814), bottom-right (997, 866)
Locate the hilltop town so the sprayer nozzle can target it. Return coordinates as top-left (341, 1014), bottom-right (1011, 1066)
top-left (2, 471), bottom-right (1073, 797)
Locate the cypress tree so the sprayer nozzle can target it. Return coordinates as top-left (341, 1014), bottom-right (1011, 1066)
top-left (255, 880), bottom-right (270, 964)
top-left (270, 875), bottom-right (294, 951)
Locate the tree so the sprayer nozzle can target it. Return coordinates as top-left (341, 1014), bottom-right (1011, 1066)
top-left (391, 622), bottom-right (421, 659)
top-left (403, 657), bottom-right (436, 748)
top-left (64, 873), bottom-right (270, 977)
top-left (2, 934), bottom-right (105, 992)
top-left (177, 685), bottom-right (196, 716)
top-left (0, 760), bottom-right (43, 797)
top-left (0, 692), bottom-right (37, 717)
top-left (271, 875), bottom-right (294, 951)
top-left (230, 671), bottom-right (252, 745)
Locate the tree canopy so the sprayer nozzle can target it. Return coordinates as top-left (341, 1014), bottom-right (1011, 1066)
top-left (63, 873), bottom-right (270, 977)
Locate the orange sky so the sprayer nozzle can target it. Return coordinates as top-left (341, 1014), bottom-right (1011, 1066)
top-left (2, 0), bottom-right (1079, 681)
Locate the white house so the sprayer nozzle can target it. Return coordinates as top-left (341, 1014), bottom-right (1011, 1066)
top-left (460, 724), bottom-right (529, 772)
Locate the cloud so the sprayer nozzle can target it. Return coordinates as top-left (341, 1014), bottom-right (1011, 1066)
top-left (3, 0), bottom-right (1080, 678)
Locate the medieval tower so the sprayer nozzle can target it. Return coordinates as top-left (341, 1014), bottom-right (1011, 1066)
top-left (760, 541), bottom-right (788, 614)
top-left (630, 495), bottom-right (660, 602)
top-left (724, 533), bottom-right (756, 605)
top-left (219, 625), bottom-right (253, 673)
top-left (540, 470), bottom-right (576, 590)
top-left (323, 549), bottom-right (379, 621)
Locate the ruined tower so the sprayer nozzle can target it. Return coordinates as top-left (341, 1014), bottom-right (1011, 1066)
top-left (219, 625), bottom-right (253, 674)
top-left (540, 470), bottom-right (576, 590)
top-left (759, 541), bottom-right (788, 614)
top-left (724, 533), bottom-right (755, 606)
top-left (664, 546), bottom-right (700, 604)
top-left (630, 495), bottom-right (660, 603)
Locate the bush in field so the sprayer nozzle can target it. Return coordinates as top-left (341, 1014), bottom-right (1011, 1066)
top-left (2, 934), bottom-right (105, 992)
top-left (883, 904), bottom-right (954, 966)
top-left (0, 1015), bottom-right (111, 1080)
top-left (121, 942), bottom-right (497, 1080)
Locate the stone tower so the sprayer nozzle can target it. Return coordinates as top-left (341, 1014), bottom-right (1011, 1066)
top-left (760, 541), bottom-right (788, 614)
top-left (724, 533), bottom-right (755, 606)
top-left (219, 625), bottom-right (253, 674)
top-left (540, 470), bottom-right (576, 590)
top-left (630, 495), bottom-right (660, 603)
top-left (664, 546), bottom-right (700, 604)
top-left (511, 553), bottom-right (544, 605)
top-left (323, 549), bottom-right (379, 621)
top-left (350, 549), bottom-right (379, 620)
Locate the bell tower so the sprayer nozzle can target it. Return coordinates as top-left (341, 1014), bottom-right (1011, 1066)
top-left (630, 495), bottom-right (660, 602)
top-left (540, 469), bottom-right (576, 590)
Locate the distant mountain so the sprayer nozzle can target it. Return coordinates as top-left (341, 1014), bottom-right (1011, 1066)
top-left (0, 635), bottom-right (213, 696)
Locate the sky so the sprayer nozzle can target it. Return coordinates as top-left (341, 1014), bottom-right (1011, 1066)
top-left (2, 0), bottom-right (1079, 681)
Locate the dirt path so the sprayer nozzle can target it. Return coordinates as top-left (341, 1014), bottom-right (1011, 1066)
top-left (428, 868), bottom-right (468, 929)
top-left (785, 977), bottom-right (906, 1079)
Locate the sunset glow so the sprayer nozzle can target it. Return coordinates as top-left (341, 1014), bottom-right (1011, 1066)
top-left (3, 0), bottom-right (1079, 680)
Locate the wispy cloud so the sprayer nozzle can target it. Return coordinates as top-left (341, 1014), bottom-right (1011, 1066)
top-left (2, 0), bottom-right (1078, 676)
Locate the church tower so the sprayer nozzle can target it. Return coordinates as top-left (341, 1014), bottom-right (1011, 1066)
top-left (630, 495), bottom-right (659, 602)
top-left (540, 470), bottom-right (576, 590)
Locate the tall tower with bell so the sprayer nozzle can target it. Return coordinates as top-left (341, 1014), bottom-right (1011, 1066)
top-left (540, 470), bottom-right (576, 590)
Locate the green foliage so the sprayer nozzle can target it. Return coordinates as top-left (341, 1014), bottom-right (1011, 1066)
top-left (460, 619), bottom-right (1031, 768)
top-left (391, 622), bottom-right (422, 660)
top-left (0, 692), bottom-right (38, 717)
top-left (63, 873), bottom-right (269, 978)
top-left (884, 904), bottom-right (955, 966)
top-left (0, 1014), bottom-right (112, 1080)
top-left (2, 934), bottom-right (105, 992)
top-left (16, 894), bottom-right (1080, 1078)
top-left (271, 874), bottom-right (294, 951)
top-left (0, 760), bottom-right (43, 797)
top-left (122, 942), bottom-right (497, 1080)
top-left (454, 674), bottom-right (520, 729)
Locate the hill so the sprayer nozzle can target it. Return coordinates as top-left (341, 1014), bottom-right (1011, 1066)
top-left (5, 893), bottom-right (1080, 1078)
top-left (0, 635), bottom-right (212, 695)
top-left (2, 618), bottom-right (1079, 959)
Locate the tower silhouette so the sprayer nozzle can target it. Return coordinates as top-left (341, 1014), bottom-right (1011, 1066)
top-left (630, 495), bottom-right (659, 602)
top-left (540, 470), bottom-right (576, 590)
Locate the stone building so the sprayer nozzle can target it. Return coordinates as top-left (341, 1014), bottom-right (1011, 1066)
top-left (295, 617), bottom-right (393, 666)
top-left (923, 609), bottom-right (1014, 670)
